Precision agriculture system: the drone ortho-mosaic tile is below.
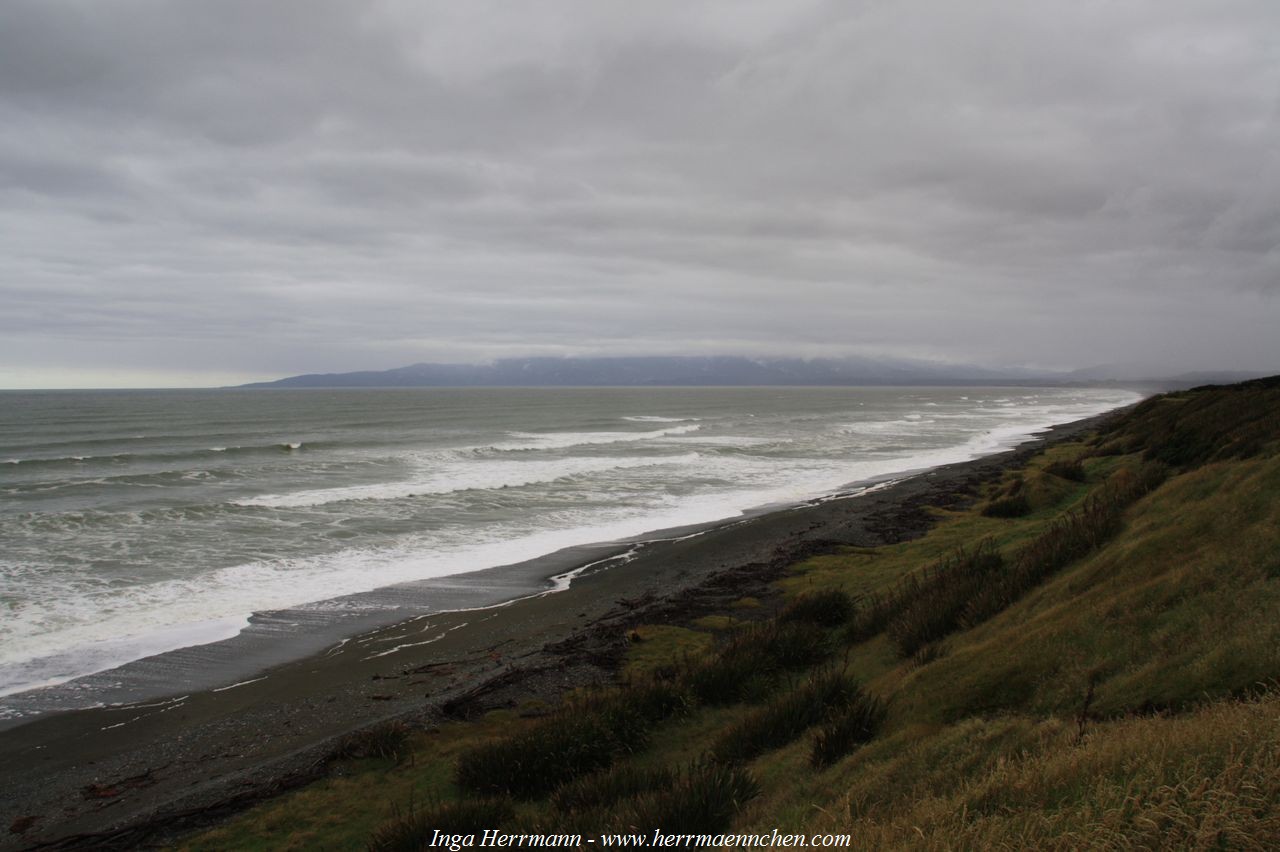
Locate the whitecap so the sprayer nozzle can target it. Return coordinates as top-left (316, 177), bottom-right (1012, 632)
top-left (233, 453), bottom-right (703, 509)
top-left (621, 415), bottom-right (699, 423)
top-left (488, 424), bottom-right (701, 452)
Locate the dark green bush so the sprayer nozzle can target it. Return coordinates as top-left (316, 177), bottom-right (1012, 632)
top-left (682, 649), bottom-right (775, 706)
top-left (331, 720), bottom-right (411, 763)
top-left (779, 589), bottom-right (856, 627)
top-left (810, 690), bottom-right (886, 768)
top-left (551, 764), bottom-right (676, 813)
top-left (609, 763), bottom-right (760, 833)
top-left (613, 679), bottom-right (694, 724)
top-left (885, 541), bottom-right (1005, 657)
top-left (682, 620), bottom-right (833, 706)
top-left (911, 642), bottom-right (947, 668)
top-left (844, 583), bottom-right (916, 644)
top-left (710, 671), bottom-right (859, 763)
top-left (981, 494), bottom-right (1031, 518)
top-left (1043, 459), bottom-right (1086, 482)
top-left (723, 620), bottom-right (833, 671)
top-left (455, 701), bottom-right (648, 798)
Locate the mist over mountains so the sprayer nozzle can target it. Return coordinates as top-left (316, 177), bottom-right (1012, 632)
top-left (239, 357), bottom-right (1278, 390)
top-left (240, 356), bottom-right (1060, 388)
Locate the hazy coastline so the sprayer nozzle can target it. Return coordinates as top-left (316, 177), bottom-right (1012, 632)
top-left (0, 405), bottom-right (1120, 848)
top-left (0, 386), bottom-right (1138, 715)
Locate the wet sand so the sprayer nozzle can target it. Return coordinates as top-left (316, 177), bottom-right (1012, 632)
top-left (0, 413), bottom-right (1113, 850)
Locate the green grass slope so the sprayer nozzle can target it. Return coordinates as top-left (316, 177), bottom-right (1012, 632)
top-left (181, 377), bottom-right (1280, 850)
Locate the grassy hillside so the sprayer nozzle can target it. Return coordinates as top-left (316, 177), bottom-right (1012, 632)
top-left (181, 378), bottom-right (1280, 850)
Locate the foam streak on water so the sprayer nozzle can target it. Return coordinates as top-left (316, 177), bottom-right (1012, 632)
top-left (0, 386), bottom-right (1140, 703)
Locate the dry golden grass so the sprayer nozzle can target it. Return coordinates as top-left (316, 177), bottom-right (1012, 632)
top-left (812, 691), bottom-right (1280, 851)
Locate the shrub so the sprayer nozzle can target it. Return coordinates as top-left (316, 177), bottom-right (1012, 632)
top-left (683, 620), bottom-right (833, 706)
top-left (368, 798), bottom-right (515, 851)
top-left (611, 679), bottom-right (694, 724)
top-left (330, 720), bottom-right (411, 763)
top-left (779, 589), bottom-right (856, 627)
top-left (846, 542), bottom-right (1005, 651)
top-left (884, 541), bottom-right (1005, 657)
top-left (724, 620), bottom-right (833, 670)
top-left (710, 671), bottom-right (859, 763)
top-left (844, 584), bottom-right (917, 644)
top-left (455, 701), bottom-right (648, 798)
top-left (551, 764), bottom-right (676, 813)
top-left (1043, 459), bottom-right (1087, 482)
top-left (911, 642), bottom-right (947, 668)
top-left (810, 690), bottom-right (886, 768)
top-left (610, 763), bottom-right (760, 833)
top-left (982, 494), bottom-right (1031, 518)
top-left (682, 649), bottom-right (775, 706)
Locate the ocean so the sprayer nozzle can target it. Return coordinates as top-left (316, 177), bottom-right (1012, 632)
top-left (0, 385), bottom-right (1139, 719)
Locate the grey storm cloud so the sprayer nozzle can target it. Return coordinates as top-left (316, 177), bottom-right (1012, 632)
top-left (1, 0), bottom-right (1278, 386)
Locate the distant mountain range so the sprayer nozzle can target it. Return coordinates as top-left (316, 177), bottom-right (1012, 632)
top-left (238, 357), bottom-right (1275, 390)
top-left (241, 356), bottom-right (1044, 388)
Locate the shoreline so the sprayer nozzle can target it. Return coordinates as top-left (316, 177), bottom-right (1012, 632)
top-left (0, 409), bottom-right (1121, 849)
top-left (0, 393), bottom-right (1138, 722)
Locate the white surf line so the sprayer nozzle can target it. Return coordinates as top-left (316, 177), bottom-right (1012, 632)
top-left (361, 623), bottom-right (432, 646)
top-left (362, 622), bottom-right (471, 661)
top-left (100, 695), bottom-right (189, 731)
top-left (557, 516), bottom-right (758, 586)
top-left (809, 478), bottom-right (900, 506)
top-left (355, 612), bottom-right (433, 645)
top-left (323, 638), bottom-right (351, 657)
top-left (211, 676), bottom-right (268, 693)
top-left (101, 694), bottom-right (190, 712)
top-left (189, 469), bottom-right (946, 688)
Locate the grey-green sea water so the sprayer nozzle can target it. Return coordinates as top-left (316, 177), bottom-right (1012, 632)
top-left (0, 386), bottom-right (1139, 707)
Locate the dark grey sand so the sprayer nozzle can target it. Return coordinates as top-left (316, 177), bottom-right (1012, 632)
top-left (0, 413), bottom-right (1115, 850)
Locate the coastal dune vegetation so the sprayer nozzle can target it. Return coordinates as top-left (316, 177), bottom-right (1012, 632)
top-left (180, 377), bottom-right (1280, 850)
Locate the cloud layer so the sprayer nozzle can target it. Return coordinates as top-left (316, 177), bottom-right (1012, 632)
top-left (2, 0), bottom-right (1278, 386)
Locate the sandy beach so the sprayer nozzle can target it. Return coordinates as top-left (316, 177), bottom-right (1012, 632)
top-left (0, 412), bottom-right (1114, 850)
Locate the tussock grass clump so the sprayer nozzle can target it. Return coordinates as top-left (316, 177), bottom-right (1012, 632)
top-left (454, 675), bottom-right (695, 800)
top-left (615, 679), bottom-right (694, 724)
top-left (961, 463), bottom-right (1167, 630)
top-left (810, 689), bottom-right (886, 768)
top-left (845, 589), bottom-right (908, 644)
top-left (845, 543), bottom-right (1001, 647)
top-left (682, 650), bottom-right (773, 706)
top-left (454, 700), bottom-right (648, 798)
top-left (551, 764), bottom-right (677, 814)
top-left (911, 642), bottom-right (948, 668)
top-left (1043, 458), bottom-right (1086, 482)
top-left (779, 588), bottom-right (856, 627)
top-left (885, 541), bottom-right (1005, 657)
top-left (331, 720), bottom-right (411, 763)
top-left (710, 671), bottom-right (860, 763)
top-left (610, 763), bottom-right (761, 834)
top-left (724, 620), bottom-right (833, 670)
top-left (368, 798), bottom-right (515, 851)
top-left (683, 620), bottom-right (833, 706)
top-left (981, 494), bottom-right (1031, 518)
top-left (1091, 436), bottom-right (1139, 457)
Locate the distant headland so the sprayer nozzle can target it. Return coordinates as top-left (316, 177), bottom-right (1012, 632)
top-left (237, 356), bottom-right (1269, 390)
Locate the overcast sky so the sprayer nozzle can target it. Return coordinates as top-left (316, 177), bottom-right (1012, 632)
top-left (2, 0), bottom-right (1278, 387)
